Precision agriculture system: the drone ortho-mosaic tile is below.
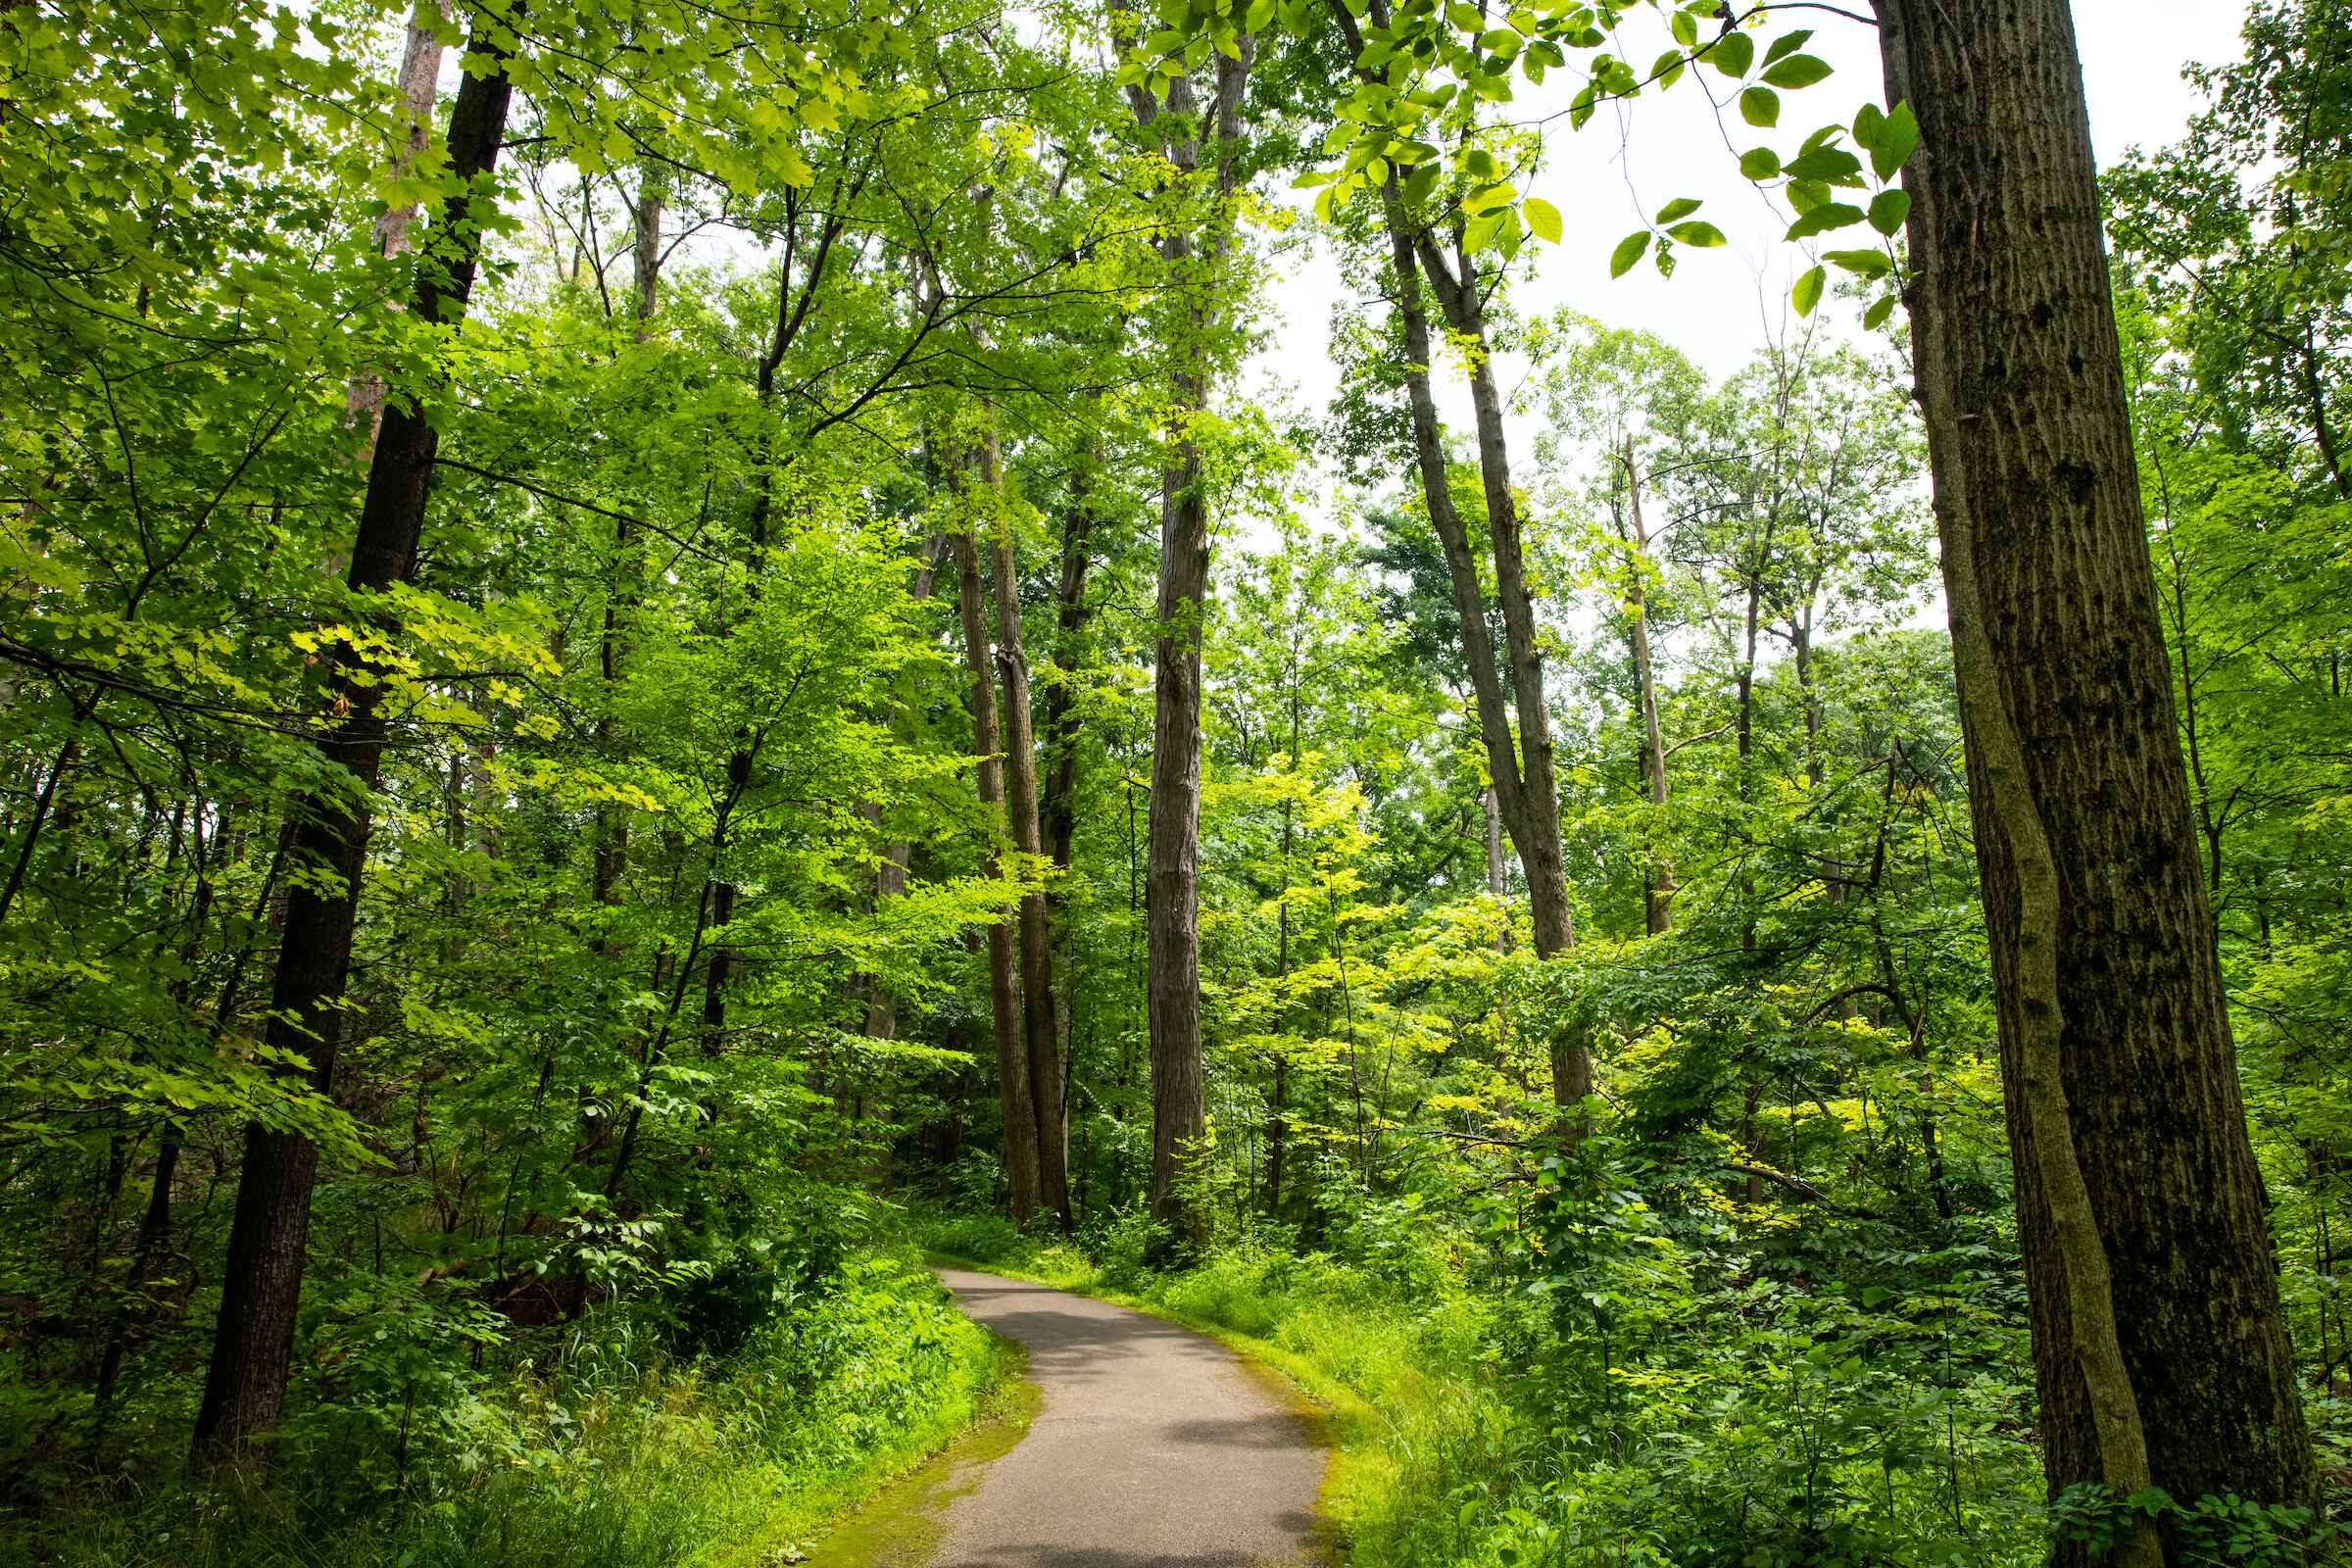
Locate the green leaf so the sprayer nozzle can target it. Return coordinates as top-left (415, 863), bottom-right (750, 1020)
top-left (1669, 7), bottom-right (1697, 46)
top-left (1760, 53), bottom-right (1832, 90)
top-left (1654, 196), bottom-right (1701, 223)
top-left (1792, 264), bottom-right (1826, 316)
top-left (1762, 27), bottom-right (1813, 65)
top-left (1650, 49), bottom-right (1686, 90)
top-left (1708, 31), bottom-right (1754, 76)
top-left (1788, 177), bottom-right (1832, 213)
top-left (1823, 247), bottom-right (1892, 276)
top-left (1785, 201), bottom-right (1864, 239)
top-left (1524, 196), bottom-right (1562, 243)
top-left (1668, 220), bottom-right (1727, 247)
top-left (1739, 146), bottom-right (1782, 180)
top-left (1462, 180), bottom-right (1517, 214)
top-left (1610, 229), bottom-right (1652, 278)
top-left (1852, 100), bottom-right (1886, 151)
top-left (1740, 86), bottom-right (1780, 127)
top-left (1869, 187), bottom-right (1910, 235)
top-left (1863, 292), bottom-right (1898, 329)
top-left (1404, 164), bottom-right (1441, 205)
top-left (1874, 100), bottom-right (1919, 179)
top-left (1445, 2), bottom-right (1481, 29)
top-left (1785, 147), bottom-right (1862, 183)
top-left (1463, 208), bottom-right (1505, 253)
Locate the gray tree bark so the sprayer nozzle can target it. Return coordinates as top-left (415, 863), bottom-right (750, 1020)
top-left (1877, 0), bottom-right (2317, 1545)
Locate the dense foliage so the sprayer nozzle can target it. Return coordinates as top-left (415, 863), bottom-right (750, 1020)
top-left (1, 0), bottom-right (2346, 1563)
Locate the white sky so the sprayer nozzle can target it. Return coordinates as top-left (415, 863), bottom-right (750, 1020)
top-left (1241, 0), bottom-right (2252, 444)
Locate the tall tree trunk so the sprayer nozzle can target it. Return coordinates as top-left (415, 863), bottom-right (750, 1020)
top-left (984, 434), bottom-right (1070, 1226)
top-left (1349, 127), bottom-right (1588, 1115)
top-left (1041, 451), bottom-right (1098, 876)
top-left (1124, 42), bottom-right (1251, 1249)
top-left (345, 2), bottom-right (446, 454)
top-left (592, 171), bottom-right (661, 953)
top-left (192, 33), bottom-right (514, 1470)
top-left (1877, 0), bottom-right (2317, 1544)
top-left (955, 502), bottom-right (1041, 1227)
top-left (864, 536), bottom-right (946, 1043)
top-left (1618, 441), bottom-right (1674, 935)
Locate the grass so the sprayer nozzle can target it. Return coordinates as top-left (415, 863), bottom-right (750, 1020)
top-left (918, 1215), bottom-right (1536, 1568)
top-left (0, 1254), bottom-right (1026, 1568)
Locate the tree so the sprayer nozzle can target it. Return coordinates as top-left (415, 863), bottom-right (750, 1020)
top-left (191, 24), bottom-right (516, 1470)
top-left (1876, 0), bottom-right (2317, 1542)
top-left (1119, 20), bottom-right (1255, 1248)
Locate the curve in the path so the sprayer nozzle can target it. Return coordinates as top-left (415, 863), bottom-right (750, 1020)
top-left (916, 1266), bottom-right (1329, 1568)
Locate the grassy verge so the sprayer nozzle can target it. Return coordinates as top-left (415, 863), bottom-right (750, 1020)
top-left (919, 1219), bottom-right (1532, 1568)
top-left (1, 1254), bottom-right (1025, 1568)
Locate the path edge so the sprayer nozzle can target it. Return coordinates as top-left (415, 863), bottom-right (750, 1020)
top-left (926, 1253), bottom-right (1361, 1565)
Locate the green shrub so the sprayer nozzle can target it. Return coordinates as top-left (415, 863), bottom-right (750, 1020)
top-left (0, 1254), bottom-right (1014, 1568)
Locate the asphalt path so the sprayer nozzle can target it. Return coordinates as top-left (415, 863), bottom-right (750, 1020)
top-left (919, 1267), bottom-right (1329, 1568)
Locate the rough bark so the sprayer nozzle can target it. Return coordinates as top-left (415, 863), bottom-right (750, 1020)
top-left (1123, 38), bottom-right (1251, 1247)
top-left (192, 31), bottom-right (514, 1470)
top-left (984, 434), bottom-right (1070, 1226)
top-left (1876, 0), bottom-right (2317, 1542)
top-left (955, 505), bottom-right (1041, 1227)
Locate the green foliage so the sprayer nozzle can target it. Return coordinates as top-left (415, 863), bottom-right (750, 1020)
top-left (0, 1254), bottom-right (1013, 1568)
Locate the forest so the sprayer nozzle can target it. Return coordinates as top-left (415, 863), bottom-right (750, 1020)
top-left (1, 0), bottom-right (2348, 1562)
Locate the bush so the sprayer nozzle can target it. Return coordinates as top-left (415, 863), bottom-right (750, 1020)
top-left (0, 1254), bottom-right (1014, 1568)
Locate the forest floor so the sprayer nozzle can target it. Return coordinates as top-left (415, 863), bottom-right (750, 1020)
top-left (808, 1268), bottom-right (1331, 1567)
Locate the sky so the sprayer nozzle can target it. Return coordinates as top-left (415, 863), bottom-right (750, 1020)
top-left (1239, 0), bottom-right (2254, 436)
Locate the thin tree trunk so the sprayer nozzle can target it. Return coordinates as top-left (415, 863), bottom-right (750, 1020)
top-left (1041, 450), bottom-right (1098, 876)
top-left (1878, 0), bottom-right (2316, 1544)
top-left (346, 3), bottom-right (447, 452)
top-left (192, 31), bottom-right (514, 1470)
top-left (863, 536), bottom-right (945, 1043)
top-left (955, 501), bottom-right (1041, 1227)
top-left (1348, 123), bottom-right (1588, 1114)
top-left (984, 433), bottom-right (1070, 1226)
top-left (1619, 440), bottom-right (1674, 935)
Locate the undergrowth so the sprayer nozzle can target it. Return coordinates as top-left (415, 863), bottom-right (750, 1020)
top-left (918, 1209), bottom-right (2056, 1568)
top-left (0, 1253), bottom-right (1018, 1568)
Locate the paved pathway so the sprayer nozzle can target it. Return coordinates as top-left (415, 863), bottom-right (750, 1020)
top-left (911, 1267), bottom-right (1329, 1568)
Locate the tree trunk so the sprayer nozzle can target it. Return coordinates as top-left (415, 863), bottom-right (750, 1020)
top-left (864, 535), bottom-right (946, 1043)
top-left (345, 2), bottom-right (446, 453)
top-left (1351, 134), bottom-right (1589, 1115)
top-left (191, 33), bottom-right (514, 1471)
top-left (1124, 44), bottom-right (1251, 1250)
top-left (1619, 441), bottom-right (1674, 936)
top-left (984, 434), bottom-right (1070, 1226)
top-left (592, 172), bottom-right (661, 954)
top-left (1878, 0), bottom-right (2316, 1542)
top-left (1041, 447), bottom-right (1098, 876)
top-left (955, 504), bottom-right (1041, 1227)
